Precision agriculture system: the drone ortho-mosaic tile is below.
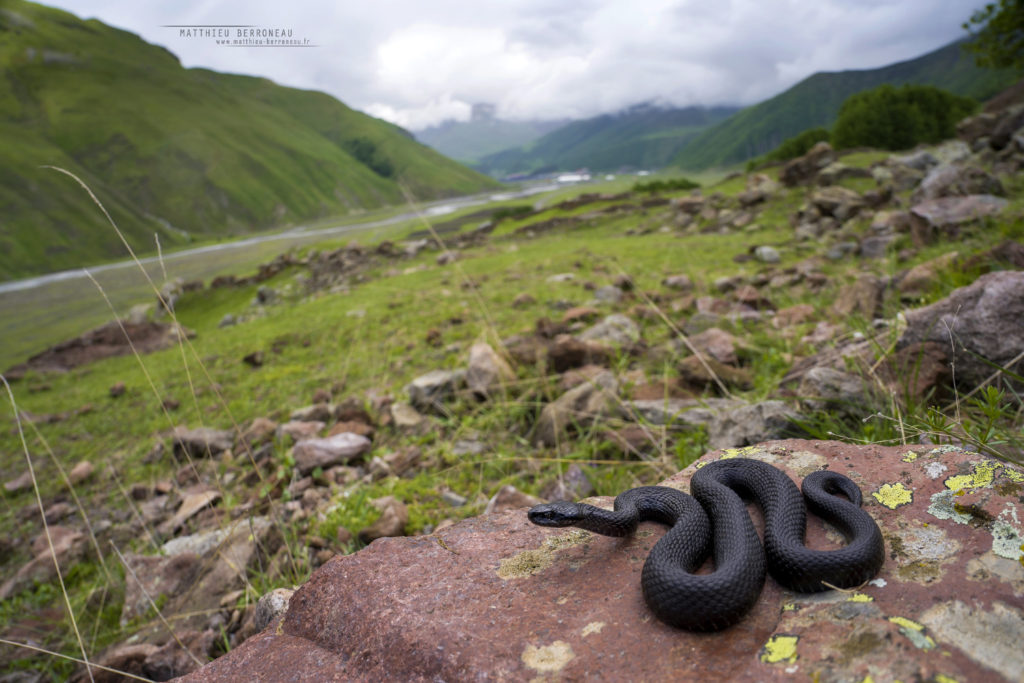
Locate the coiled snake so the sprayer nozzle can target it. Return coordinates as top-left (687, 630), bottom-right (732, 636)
top-left (527, 458), bottom-right (885, 631)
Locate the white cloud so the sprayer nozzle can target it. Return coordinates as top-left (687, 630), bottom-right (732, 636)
top-left (46, 0), bottom-right (985, 129)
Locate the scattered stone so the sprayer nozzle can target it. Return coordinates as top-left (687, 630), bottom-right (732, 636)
top-left (686, 328), bottom-right (740, 366)
top-left (328, 420), bottom-right (375, 440)
top-left (677, 355), bottom-right (753, 392)
top-left (240, 417), bottom-right (278, 448)
top-left (877, 341), bottom-right (950, 403)
top-left (898, 252), bottom-right (960, 298)
top-left (405, 370), bottom-right (466, 413)
top-left (109, 381), bottom-right (126, 398)
top-left (899, 270), bottom-right (1024, 391)
top-left (358, 496), bottom-right (409, 543)
top-left (547, 336), bottom-right (610, 373)
top-left (561, 306), bottom-right (600, 323)
top-left (705, 401), bottom-right (801, 449)
top-left (579, 314), bottom-right (640, 346)
top-left (390, 402), bottom-right (425, 430)
top-left (914, 164), bottom-right (1004, 202)
top-left (172, 426), bottom-right (235, 459)
top-left (290, 404), bottom-right (332, 423)
top-left (534, 370), bottom-right (619, 446)
top-left (753, 245), bottom-right (780, 264)
top-left (425, 328), bottom-right (443, 347)
top-left (277, 420), bottom-right (325, 444)
top-left (43, 501), bottom-right (73, 524)
top-left (158, 488), bottom-right (222, 536)
top-left (602, 425), bottom-right (658, 458)
top-left (436, 251), bottom-right (458, 265)
top-left (512, 292), bottom-right (536, 308)
top-left (540, 463), bottom-right (594, 501)
top-left (593, 285), bottom-right (624, 303)
top-left (832, 273), bottom-right (885, 319)
top-left (484, 485), bottom-right (542, 514)
top-left (859, 234), bottom-right (896, 259)
top-left (0, 526), bottom-right (87, 600)
top-left (242, 351), bottom-right (264, 367)
top-left (909, 195), bottom-right (1009, 245)
top-left (293, 433), bottom-right (372, 475)
top-left (772, 304), bottom-right (816, 328)
top-left (780, 141), bottom-right (836, 186)
top-left (120, 552), bottom-right (203, 625)
top-left (811, 186), bottom-right (864, 221)
top-left (797, 367), bottom-right (869, 415)
top-left (825, 241), bottom-right (859, 261)
top-left (465, 342), bottom-right (515, 399)
top-left (546, 273), bottom-right (575, 283)
top-left (662, 274), bottom-right (694, 291)
top-left (613, 274), bottom-right (634, 291)
top-left (67, 460), bottom-right (95, 485)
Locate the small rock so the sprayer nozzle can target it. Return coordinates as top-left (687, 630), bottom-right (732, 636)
top-left (242, 351), bottom-right (264, 367)
top-left (534, 370), bottom-right (619, 446)
top-left (593, 285), bottom-right (623, 303)
top-left (290, 404), bottom-right (332, 422)
top-left (677, 356), bottom-right (753, 392)
top-left (390, 402), bottom-right (425, 430)
top-left (358, 496), bottom-right (409, 543)
top-left (754, 245), bottom-right (780, 264)
top-left (465, 342), bottom-right (515, 399)
top-left (512, 292), bottom-right (536, 308)
top-left (328, 420), bottom-right (375, 440)
top-left (687, 328), bottom-right (739, 366)
top-left (240, 417), bottom-right (278, 447)
top-left (405, 370), bottom-right (466, 413)
top-left (662, 274), bottom-right (694, 291)
top-left (579, 314), bottom-right (640, 346)
top-left (293, 433), bottom-right (372, 475)
top-left (67, 460), bottom-right (94, 485)
top-left (109, 381), bottom-right (126, 398)
top-left (172, 426), bottom-right (235, 459)
top-left (484, 485), bottom-right (542, 514)
top-left (278, 420), bottom-right (325, 444)
top-left (562, 306), bottom-right (600, 323)
top-left (441, 491), bottom-right (468, 507)
top-left (541, 463), bottom-right (594, 501)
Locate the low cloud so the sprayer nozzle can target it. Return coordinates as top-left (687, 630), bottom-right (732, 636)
top-left (49, 0), bottom-right (984, 130)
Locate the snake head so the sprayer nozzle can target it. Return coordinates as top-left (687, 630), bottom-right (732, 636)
top-left (527, 501), bottom-right (583, 527)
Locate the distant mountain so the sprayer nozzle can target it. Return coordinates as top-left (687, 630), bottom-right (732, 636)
top-left (674, 40), bottom-right (1019, 170)
top-left (473, 103), bottom-right (740, 178)
top-left (415, 104), bottom-right (568, 163)
top-left (0, 1), bottom-right (499, 281)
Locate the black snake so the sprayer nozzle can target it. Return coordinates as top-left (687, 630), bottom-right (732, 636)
top-left (527, 457), bottom-right (885, 631)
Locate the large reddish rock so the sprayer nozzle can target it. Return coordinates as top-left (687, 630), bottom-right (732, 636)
top-left (179, 441), bottom-right (1024, 682)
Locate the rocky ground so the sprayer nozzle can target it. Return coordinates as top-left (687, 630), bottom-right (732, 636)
top-left (2, 91), bottom-right (1024, 681)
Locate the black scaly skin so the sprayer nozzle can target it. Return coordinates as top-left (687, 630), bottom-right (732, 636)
top-left (527, 458), bottom-right (885, 631)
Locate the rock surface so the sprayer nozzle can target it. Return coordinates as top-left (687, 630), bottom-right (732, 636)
top-left (899, 270), bottom-right (1024, 391)
top-left (179, 441), bottom-right (1024, 682)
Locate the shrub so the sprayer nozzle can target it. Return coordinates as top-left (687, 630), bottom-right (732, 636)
top-left (831, 84), bottom-right (977, 151)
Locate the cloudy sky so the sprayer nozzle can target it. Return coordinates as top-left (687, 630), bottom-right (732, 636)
top-left (47, 0), bottom-right (985, 130)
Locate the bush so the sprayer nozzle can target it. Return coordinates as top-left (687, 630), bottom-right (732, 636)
top-left (633, 177), bottom-right (700, 194)
top-left (342, 137), bottom-right (395, 178)
top-left (491, 205), bottom-right (534, 222)
top-left (831, 84), bottom-right (977, 151)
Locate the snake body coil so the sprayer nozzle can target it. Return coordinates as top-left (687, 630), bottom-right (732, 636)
top-left (527, 458), bottom-right (885, 631)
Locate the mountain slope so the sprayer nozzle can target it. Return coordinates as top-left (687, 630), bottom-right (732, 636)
top-left (473, 104), bottom-right (739, 178)
top-left (674, 40), bottom-right (1019, 170)
top-left (0, 0), bottom-right (499, 281)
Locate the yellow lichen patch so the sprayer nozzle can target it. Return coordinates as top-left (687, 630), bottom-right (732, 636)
top-left (498, 530), bottom-right (591, 579)
top-left (944, 460), bottom-right (1000, 492)
top-left (902, 451), bottom-right (919, 463)
top-left (782, 602), bottom-right (797, 611)
top-left (521, 640), bottom-right (575, 673)
top-left (847, 593), bottom-right (874, 603)
top-left (873, 482), bottom-right (913, 509)
top-left (1004, 467), bottom-right (1024, 483)
top-left (933, 675), bottom-right (960, 683)
top-left (720, 445), bottom-right (764, 460)
top-left (760, 634), bottom-right (799, 664)
top-left (888, 616), bottom-right (936, 650)
top-left (581, 621), bottom-right (605, 637)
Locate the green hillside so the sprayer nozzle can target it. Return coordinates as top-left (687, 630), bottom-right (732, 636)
top-left (415, 112), bottom-right (568, 163)
top-left (0, 0), bottom-right (499, 281)
top-left (473, 104), bottom-right (739, 178)
top-left (674, 40), bottom-right (1019, 170)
